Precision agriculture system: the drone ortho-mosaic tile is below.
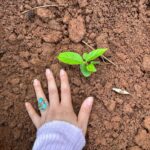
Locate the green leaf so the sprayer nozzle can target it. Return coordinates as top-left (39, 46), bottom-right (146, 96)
top-left (83, 53), bottom-right (88, 60)
top-left (86, 63), bottom-right (97, 72)
top-left (57, 52), bottom-right (84, 65)
top-left (80, 64), bottom-right (91, 77)
top-left (85, 48), bottom-right (107, 62)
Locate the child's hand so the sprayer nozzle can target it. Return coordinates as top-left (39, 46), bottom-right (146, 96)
top-left (25, 69), bottom-right (93, 135)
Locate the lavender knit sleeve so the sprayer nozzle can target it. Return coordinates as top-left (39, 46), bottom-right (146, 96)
top-left (32, 121), bottom-right (86, 150)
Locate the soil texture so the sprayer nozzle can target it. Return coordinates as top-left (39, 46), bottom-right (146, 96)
top-left (0, 0), bottom-right (150, 150)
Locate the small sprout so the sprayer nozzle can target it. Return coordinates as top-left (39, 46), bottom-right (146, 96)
top-left (57, 48), bottom-right (107, 77)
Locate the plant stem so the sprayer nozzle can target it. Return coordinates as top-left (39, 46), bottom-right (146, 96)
top-left (82, 40), bottom-right (118, 67)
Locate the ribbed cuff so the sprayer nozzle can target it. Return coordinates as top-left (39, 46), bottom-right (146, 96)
top-left (33, 121), bottom-right (86, 150)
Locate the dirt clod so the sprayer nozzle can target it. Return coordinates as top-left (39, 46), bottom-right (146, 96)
top-left (128, 146), bottom-right (142, 150)
top-left (105, 100), bottom-right (116, 112)
top-left (13, 128), bottom-right (21, 140)
top-left (49, 20), bottom-right (62, 31)
top-left (8, 33), bottom-right (17, 44)
top-left (72, 78), bottom-right (81, 86)
top-left (26, 11), bottom-right (36, 21)
top-left (19, 61), bottom-right (30, 69)
top-left (41, 43), bottom-right (55, 56)
top-left (143, 116), bottom-right (150, 131)
top-left (123, 103), bottom-right (133, 113)
top-left (19, 51), bottom-right (30, 58)
top-left (142, 55), bottom-right (150, 72)
top-left (9, 78), bottom-right (20, 85)
top-left (36, 8), bottom-right (55, 19)
top-left (78, 0), bottom-right (88, 8)
top-left (96, 33), bottom-right (109, 48)
top-left (63, 11), bottom-right (71, 24)
top-left (37, 0), bottom-right (45, 5)
top-left (55, 0), bottom-right (68, 5)
top-left (3, 101), bottom-right (13, 111)
top-left (30, 57), bottom-right (42, 65)
top-left (95, 137), bottom-right (107, 146)
top-left (68, 16), bottom-right (86, 43)
top-left (135, 129), bottom-right (150, 150)
top-left (42, 31), bottom-right (62, 43)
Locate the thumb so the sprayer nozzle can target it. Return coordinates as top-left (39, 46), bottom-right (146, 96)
top-left (78, 97), bottom-right (94, 135)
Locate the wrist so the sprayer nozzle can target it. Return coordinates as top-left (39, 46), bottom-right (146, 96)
top-left (33, 121), bottom-right (86, 150)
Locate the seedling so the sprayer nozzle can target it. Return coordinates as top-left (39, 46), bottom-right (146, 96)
top-left (57, 48), bottom-right (107, 77)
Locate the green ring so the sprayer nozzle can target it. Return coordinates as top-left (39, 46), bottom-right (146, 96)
top-left (38, 98), bottom-right (48, 111)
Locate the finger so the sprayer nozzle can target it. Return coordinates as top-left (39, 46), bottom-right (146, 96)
top-left (25, 102), bottom-right (41, 129)
top-left (33, 79), bottom-right (48, 115)
top-left (78, 97), bottom-right (94, 135)
top-left (46, 69), bottom-right (59, 107)
top-left (60, 69), bottom-right (72, 108)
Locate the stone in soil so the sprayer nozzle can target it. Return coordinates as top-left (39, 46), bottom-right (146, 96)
top-left (143, 116), bottom-right (150, 131)
top-left (36, 8), bottom-right (55, 19)
top-left (142, 55), bottom-right (150, 72)
top-left (68, 16), bottom-right (86, 43)
top-left (42, 31), bottom-right (62, 43)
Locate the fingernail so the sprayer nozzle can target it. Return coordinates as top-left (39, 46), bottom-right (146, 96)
top-left (46, 69), bottom-right (51, 75)
top-left (85, 97), bottom-right (94, 107)
top-left (25, 102), bottom-right (29, 107)
top-left (60, 69), bottom-right (65, 76)
top-left (33, 79), bottom-right (38, 85)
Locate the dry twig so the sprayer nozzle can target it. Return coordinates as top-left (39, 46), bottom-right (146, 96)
top-left (82, 40), bottom-right (118, 67)
top-left (22, 4), bottom-right (67, 14)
